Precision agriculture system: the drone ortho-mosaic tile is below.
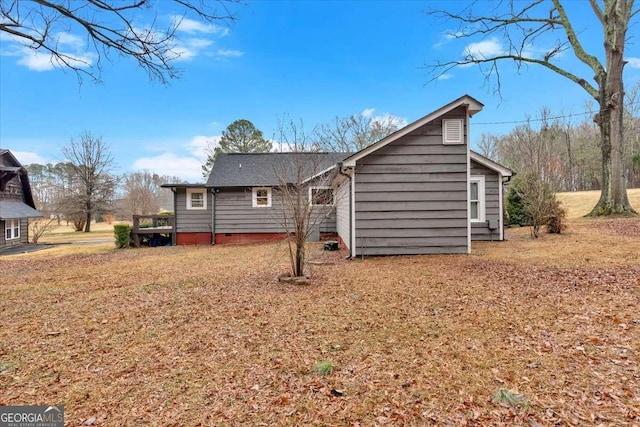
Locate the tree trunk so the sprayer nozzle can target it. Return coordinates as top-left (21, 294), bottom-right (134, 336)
top-left (589, 1), bottom-right (636, 216)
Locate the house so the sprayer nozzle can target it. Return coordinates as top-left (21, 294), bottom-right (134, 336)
top-left (165, 94), bottom-right (512, 254)
top-left (335, 95), bottom-right (512, 256)
top-left (0, 150), bottom-right (43, 250)
top-left (163, 152), bottom-right (348, 245)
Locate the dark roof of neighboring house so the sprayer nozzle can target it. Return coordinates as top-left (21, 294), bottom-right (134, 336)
top-left (160, 183), bottom-right (207, 189)
top-left (0, 149), bottom-right (39, 210)
top-left (0, 200), bottom-right (43, 219)
top-left (206, 152), bottom-right (351, 187)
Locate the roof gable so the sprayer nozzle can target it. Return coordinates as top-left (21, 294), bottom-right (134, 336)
top-left (206, 152), bottom-right (351, 187)
top-left (470, 151), bottom-right (513, 177)
top-left (343, 95), bottom-right (483, 166)
top-left (0, 150), bottom-right (39, 209)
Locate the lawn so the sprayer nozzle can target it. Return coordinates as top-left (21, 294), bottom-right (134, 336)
top-left (1, 205), bottom-right (639, 425)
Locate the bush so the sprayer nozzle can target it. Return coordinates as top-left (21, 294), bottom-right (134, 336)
top-left (114, 224), bottom-right (131, 248)
top-left (506, 178), bottom-right (529, 226)
top-left (546, 197), bottom-right (568, 234)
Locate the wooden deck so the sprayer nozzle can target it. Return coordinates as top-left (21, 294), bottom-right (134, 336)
top-left (132, 214), bottom-right (175, 247)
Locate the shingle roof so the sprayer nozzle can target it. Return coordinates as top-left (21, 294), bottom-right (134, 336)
top-left (0, 200), bottom-right (43, 219)
top-left (206, 152), bottom-right (351, 187)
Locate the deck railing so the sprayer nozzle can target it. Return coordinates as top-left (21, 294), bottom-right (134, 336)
top-left (132, 214), bottom-right (175, 247)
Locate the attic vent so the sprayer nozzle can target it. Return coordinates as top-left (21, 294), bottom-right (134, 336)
top-left (443, 119), bottom-right (464, 145)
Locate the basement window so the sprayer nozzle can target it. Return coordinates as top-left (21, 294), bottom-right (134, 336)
top-left (187, 188), bottom-right (207, 210)
top-left (252, 187), bottom-right (272, 207)
top-left (443, 119), bottom-right (464, 144)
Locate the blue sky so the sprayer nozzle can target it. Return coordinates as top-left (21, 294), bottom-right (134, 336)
top-left (1, 1), bottom-right (639, 182)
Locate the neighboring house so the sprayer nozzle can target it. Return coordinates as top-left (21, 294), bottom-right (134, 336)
top-left (165, 94), bottom-right (513, 254)
top-left (0, 150), bottom-right (43, 250)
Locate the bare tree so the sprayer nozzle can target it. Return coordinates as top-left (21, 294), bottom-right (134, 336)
top-left (272, 119), bottom-right (338, 279)
top-left (27, 217), bottom-right (56, 243)
top-left (60, 131), bottom-right (117, 232)
top-left (0, 0), bottom-right (238, 84)
top-left (428, 0), bottom-right (638, 215)
top-left (314, 111), bottom-right (403, 152)
top-left (476, 133), bottom-right (499, 160)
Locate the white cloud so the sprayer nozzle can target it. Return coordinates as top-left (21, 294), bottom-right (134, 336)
top-left (170, 15), bottom-right (229, 36)
top-left (172, 38), bottom-right (214, 61)
top-left (12, 151), bottom-right (49, 165)
top-left (132, 135), bottom-right (221, 182)
top-left (433, 30), bottom-right (465, 48)
top-left (1, 31), bottom-right (94, 71)
top-left (361, 108), bottom-right (375, 118)
top-left (627, 57), bottom-right (640, 69)
top-left (132, 153), bottom-right (205, 182)
top-left (359, 108), bottom-right (407, 128)
top-left (216, 48), bottom-right (243, 58)
top-left (463, 37), bottom-right (504, 59)
top-left (372, 113), bottom-right (407, 129)
top-left (436, 73), bottom-right (453, 81)
top-left (185, 135), bottom-right (221, 158)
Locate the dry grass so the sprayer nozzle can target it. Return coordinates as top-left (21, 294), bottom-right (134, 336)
top-left (40, 222), bottom-right (116, 244)
top-left (1, 201), bottom-right (639, 425)
top-left (558, 188), bottom-right (640, 218)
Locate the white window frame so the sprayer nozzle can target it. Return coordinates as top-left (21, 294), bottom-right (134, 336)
top-left (5, 219), bottom-right (20, 240)
top-left (252, 187), bottom-right (272, 207)
top-left (470, 175), bottom-right (486, 222)
top-left (309, 186), bottom-right (334, 206)
top-left (186, 188), bottom-right (207, 210)
top-left (442, 119), bottom-right (464, 144)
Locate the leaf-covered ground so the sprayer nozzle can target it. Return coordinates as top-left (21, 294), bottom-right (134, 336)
top-left (1, 218), bottom-right (639, 426)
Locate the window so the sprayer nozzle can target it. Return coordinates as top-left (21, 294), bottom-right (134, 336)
top-left (470, 176), bottom-right (486, 222)
top-left (309, 187), bottom-right (334, 206)
top-left (442, 119), bottom-right (464, 144)
top-left (252, 187), bottom-right (272, 207)
top-left (187, 188), bottom-right (207, 210)
top-left (5, 219), bottom-right (20, 240)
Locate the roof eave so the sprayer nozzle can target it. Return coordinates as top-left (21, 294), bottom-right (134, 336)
top-left (342, 95), bottom-right (484, 167)
top-left (470, 151), bottom-right (513, 177)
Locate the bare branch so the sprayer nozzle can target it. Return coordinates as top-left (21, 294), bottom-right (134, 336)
top-left (1, 0), bottom-right (239, 84)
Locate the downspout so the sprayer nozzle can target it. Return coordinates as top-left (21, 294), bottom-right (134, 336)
top-left (211, 189), bottom-right (216, 245)
top-left (466, 112), bottom-right (471, 254)
top-left (337, 162), bottom-right (354, 258)
top-left (171, 187), bottom-right (177, 246)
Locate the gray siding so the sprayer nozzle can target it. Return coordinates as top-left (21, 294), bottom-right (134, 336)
top-left (214, 187), bottom-right (336, 235)
top-left (354, 108), bottom-right (469, 256)
top-left (336, 179), bottom-right (350, 248)
top-left (175, 188), bottom-right (212, 233)
top-left (470, 159), bottom-right (503, 241)
top-left (0, 218), bottom-right (28, 248)
top-left (215, 188), bottom-right (288, 234)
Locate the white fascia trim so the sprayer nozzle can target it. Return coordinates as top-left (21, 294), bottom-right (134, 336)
top-left (343, 95), bottom-right (484, 167)
top-left (470, 151), bottom-right (513, 177)
top-left (302, 164), bottom-right (337, 185)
